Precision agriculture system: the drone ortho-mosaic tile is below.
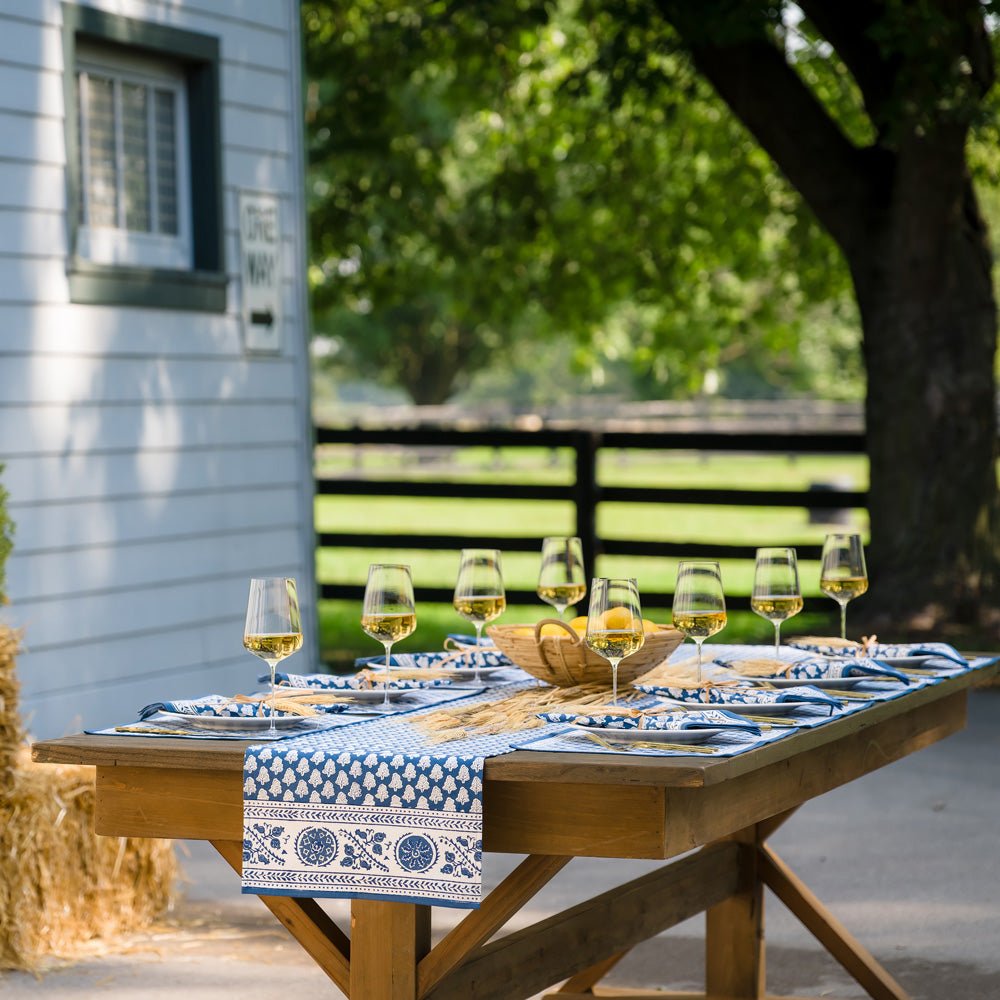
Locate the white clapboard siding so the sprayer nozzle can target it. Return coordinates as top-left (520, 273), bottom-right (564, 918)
top-left (0, 354), bottom-right (298, 404)
top-left (224, 147), bottom-right (294, 194)
top-left (0, 208), bottom-right (69, 257)
top-left (10, 525), bottom-right (303, 606)
top-left (0, 161), bottom-right (65, 212)
top-left (9, 483), bottom-right (301, 551)
top-left (0, 302), bottom-right (245, 356)
top-left (0, 16), bottom-right (63, 74)
top-left (0, 0), bottom-right (315, 740)
top-left (0, 63), bottom-right (64, 118)
top-left (3, 443), bottom-right (301, 503)
top-left (0, 108), bottom-right (65, 165)
top-left (223, 65), bottom-right (292, 115)
top-left (16, 572), bottom-right (311, 662)
top-left (0, 401), bottom-right (301, 456)
top-left (20, 656), bottom-right (267, 740)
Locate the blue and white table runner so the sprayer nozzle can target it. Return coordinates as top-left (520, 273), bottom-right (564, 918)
top-left (237, 644), bottom-right (988, 909)
top-left (242, 682), bottom-right (542, 908)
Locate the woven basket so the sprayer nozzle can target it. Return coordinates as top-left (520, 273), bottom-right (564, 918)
top-left (487, 618), bottom-right (685, 688)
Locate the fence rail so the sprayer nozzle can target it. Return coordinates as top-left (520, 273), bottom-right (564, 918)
top-left (315, 423), bottom-right (868, 613)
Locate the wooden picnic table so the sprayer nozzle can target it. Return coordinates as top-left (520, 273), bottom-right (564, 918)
top-left (32, 662), bottom-right (996, 1000)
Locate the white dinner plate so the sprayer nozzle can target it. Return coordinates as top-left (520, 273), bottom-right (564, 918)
top-left (742, 676), bottom-right (871, 689)
top-left (153, 711), bottom-right (326, 732)
top-left (317, 687), bottom-right (415, 703)
top-left (872, 655), bottom-right (937, 669)
top-left (709, 701), bottom-right (802, 717)
top-left (437, 666), bottom-right (509, 681)
top-left (570, 724), bottom-right (725, 744)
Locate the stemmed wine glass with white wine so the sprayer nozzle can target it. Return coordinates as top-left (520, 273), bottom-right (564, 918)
top-left (671, 561), bottom-right (727, 685)
top-left (820, 533), bottom-right (868, 641)
top-left (585, 577), bottom-right (644, 705)
top-left (361, 563), bottom-right (417, 706)
top-left (244, 577), bottom-right (303, 735)
top-left (537, 536), bottom-right (587, 617)
top-left (751, 547), bottom-right (803, 658)
top-left (453, 549), bottom-right (506, 682)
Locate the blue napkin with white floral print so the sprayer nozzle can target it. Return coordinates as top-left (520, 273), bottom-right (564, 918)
top-left (139, 694), bottom-right (348, 719)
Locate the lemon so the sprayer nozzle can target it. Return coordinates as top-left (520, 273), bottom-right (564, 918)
top-left (538, 621), bottom-right (569, 638)
top-left (568, 615), bottom-right (588, 632)
top-left (601, 607), bottom-right (636, 630)
top-left (642, 619), bottom-right (660, 633)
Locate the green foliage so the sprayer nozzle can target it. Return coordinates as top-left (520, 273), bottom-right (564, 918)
top-left (0, 468), bottom-right (12, 604)
top-left (302, 0), bottom-right (860, 403)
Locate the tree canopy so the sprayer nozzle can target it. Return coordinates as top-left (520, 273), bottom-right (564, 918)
top-left (304, 0), bottom-right (1000, 632)
top-left (303, 0), bottom-right (864, 404)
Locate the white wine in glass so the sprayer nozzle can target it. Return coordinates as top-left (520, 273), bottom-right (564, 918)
top-left (361, 564), bottom-right (417, 706)
top-left (820, 533), bottom-right (868, 640)
top-left (244, 577), bottom-right (303, 735)
top-left (751, 547), bottom-right (803, 658)
top-left (672, 561), bottom-right (727, 685)
top-left (453, 549), bottom-right (505, 682)
top-left (537, 536), bottom-right (587, 616)
top-left (585, 577), bottom-right (644, 705)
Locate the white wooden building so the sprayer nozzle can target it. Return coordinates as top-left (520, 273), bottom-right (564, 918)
top-left (0, 0), bottom-right (317, 739)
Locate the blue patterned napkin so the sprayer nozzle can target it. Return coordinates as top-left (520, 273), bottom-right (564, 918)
top-left (138, 694), bottom-right (348, 719)
top-left (871, 642), bottom-right (968, 667)
top-left (634, 682), bottom-right (839, 710)
top-left (353, 648), bottom-right (513, 671)
top-left (786, 639), bottom-right (967, 667)
top-left (715, 655), bottom-right (910, 684)
top-left (537, 707), bottom-right (761, 734)
top-left (272, 671), bottom-right (450, 690)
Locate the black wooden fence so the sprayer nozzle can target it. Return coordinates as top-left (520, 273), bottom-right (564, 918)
top-left (314, 424), bottom-right (867, 613)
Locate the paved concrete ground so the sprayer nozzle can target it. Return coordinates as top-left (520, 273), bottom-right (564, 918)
top-left (3, 687), bottom-right (998, 999)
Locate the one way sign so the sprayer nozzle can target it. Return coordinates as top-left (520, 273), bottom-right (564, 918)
top-left (239, 192), bottom-right (283, 352)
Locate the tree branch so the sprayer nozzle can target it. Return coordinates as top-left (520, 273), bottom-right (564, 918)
top-left (796, 0), bottom-right (897, 136)
top-left (654, 1), bottom-right (880, 256)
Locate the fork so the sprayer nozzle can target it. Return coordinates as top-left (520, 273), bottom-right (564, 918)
top-left (580, 731), bottom-right (719, 754)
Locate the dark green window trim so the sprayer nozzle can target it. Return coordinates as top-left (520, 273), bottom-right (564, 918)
top-left (62, 3), bottom-right (226, 312)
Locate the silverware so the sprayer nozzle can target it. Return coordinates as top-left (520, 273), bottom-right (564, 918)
top-left (579, 731), bottom-right (719, 754)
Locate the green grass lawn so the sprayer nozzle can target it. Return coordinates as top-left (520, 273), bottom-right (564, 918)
top-left (316, 447), bottom-right (868, 667)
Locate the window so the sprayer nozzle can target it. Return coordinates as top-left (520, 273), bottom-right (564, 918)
top-left (76, 44), bottom-right (191, 270)
top-left (62, 5), bottom-right (226, 311)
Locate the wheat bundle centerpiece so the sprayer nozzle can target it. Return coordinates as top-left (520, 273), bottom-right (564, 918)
top-left (0, 626), bottom-right (176, 971)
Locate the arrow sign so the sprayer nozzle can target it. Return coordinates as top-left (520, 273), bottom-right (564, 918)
top-left (239, 191), bottom-right (282, 352)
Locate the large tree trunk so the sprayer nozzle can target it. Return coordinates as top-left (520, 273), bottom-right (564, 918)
top-left (657, 1), bottom-right (1000, 637)
top-left (850, 165), bottom-right (1000, 633)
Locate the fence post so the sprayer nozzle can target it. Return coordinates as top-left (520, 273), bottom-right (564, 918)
top-left (573, 431), bottom-right (600, 584)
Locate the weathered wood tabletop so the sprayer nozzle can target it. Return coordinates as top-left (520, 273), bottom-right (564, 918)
top-left (33, 661), bottom-right (996, 1000)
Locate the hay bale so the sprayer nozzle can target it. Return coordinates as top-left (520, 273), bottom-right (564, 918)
top-left (0, 626), bottom-right (178, 971)
top-left (0, 625), bottom-right (23, 779)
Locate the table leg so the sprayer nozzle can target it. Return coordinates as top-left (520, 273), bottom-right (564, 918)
top-left (351, 898), bottom-right (432, 1000)
top-left (705, 827), bottom-right (765, 999)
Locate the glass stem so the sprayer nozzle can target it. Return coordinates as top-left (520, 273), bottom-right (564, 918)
top-left (473, 624), bottom-right (483, 683)
top-left (268, 659), bottom-right (277, 735)
top-left (773, 621), bottom-right (781, 659)
top-left (383, 642), bottom-right (393, 706)
top-left (694, 639), bottom-right (704, 686)
top-left (839, 601), bottom-right (848, 641)
top-left (610, 659), bottom-right (620, 705)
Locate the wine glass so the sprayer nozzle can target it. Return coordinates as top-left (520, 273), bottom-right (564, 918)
top-left (820, 533), bottom-right (868, 641)
top-left (584, 577), bottom-right (644, 705)
top-left (537, 536), bottom-right (587, 616)
top-left (244, 577), bottom-right (304, 735)
top-left (671, 561), bottom-right (727, 685)
top-left (453, 549), bottom-right (506, 682)
top-left (361, 563), bottom-right (417, 706)
top-left (751, 547), bottom-right (803, 658)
